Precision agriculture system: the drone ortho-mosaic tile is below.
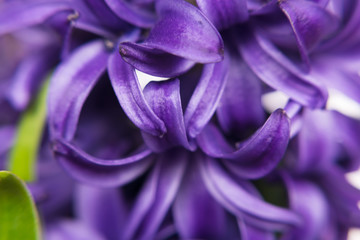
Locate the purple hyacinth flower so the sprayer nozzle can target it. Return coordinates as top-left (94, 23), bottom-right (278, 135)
top-left (2, 0), bottom-right (360, 239)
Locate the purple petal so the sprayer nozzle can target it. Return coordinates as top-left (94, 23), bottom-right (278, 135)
top-left (7, 47), bottom-right (58, 110)
top-left (66, 0), bottom-right (127, 38)
top-left (296, 109), bottom-right (360, 173)
top-left (198, 109), bottom-right (290, 179)
top-left (124, 150), bottom-right (187, 240)
top-left (199, 157), bottom-right (301, 230)
top-left (247, 0), bottom-right (277, 14)
top-left (75, 185), bottom-right (128, 240)
top-left (237, 28), bottom-right (328, 108)
top-left (196, 0), bottom-right (248, 30)
top-left (119, 42), bottom-right (195, 78)
top-left (143, 0), bottom-right (224, 63)
top-left (318, 168), bottom-right (360, 227)
top-left (331, 111), bottom-right (360, 171)
top-left (0, 2), bottom-right (72, 35)
top-left (279, 0), bottom-right (339, 63)
top-left (296, 110), bottom-right (340, 173)
top-left (216, 53), bottom-right (264, 135)
top-left (79, 0), bottom-right (128, 32)
top-left (319, 0), bottom-right (360, 50)
top-left (173, 159), bottom-right (229, 239)
top-left (46, 220), bottom-right (106, 240)
top-left (142, 79), bottom-right (190, 152)
top-left (0, 126), bottom-right (15, 156)
top-left (48, 40), bottom-right (109, 140)
top-left (108, 51), bottom-right (166, 136)
top-left (28, 147), bottom-right (75, 216)
top-left (52, 139), bottom-right (153, 187)
top-left (312, 56), bottom-right (360, 104)
top-left (104, 0), bottom-right (156, 28)
top-left (281, 173), bottom-right (329, 240)
top-left (238, 220), bottom-right (275, 240)
top-left (184, 60), bottom-right (228, 139)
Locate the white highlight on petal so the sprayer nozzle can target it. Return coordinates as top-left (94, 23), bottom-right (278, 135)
top-left (346, 169), bottom-right (360, 190)
top-left (261, 91), bottom-right (289, 113)
top-left (348, 228), bottom-right (360, 240)
top-left (135, 69), bottom-right (169, 90)
top-left (326, 88), bottom-right (360, 120)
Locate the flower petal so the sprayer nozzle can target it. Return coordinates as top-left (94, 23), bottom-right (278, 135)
top-left (46, 220), bottom-right (106, 240)
top-left (216, 53), bottom-right (264, 135)
top-left (78, 0), bottom-right (128, 32)
top-left (316, 0), bottom-right (360, 50)
top-left (199, 157), bottom-right (301, 230)
top-left (48, 40), bottom-right (109, 140)
top-left (237, 28), bottom-right (327, 108)
top-left (75, 185), bottom-right (128, 240)
top-left (296, 109), bottom-right (360, 173)
top-left (142, 79), bottom-right (190, 151)
top-left (279, 0), bottom-right (340, 62)
top-left (238, 220), bottom-right (275, 240)
top-left (0, 2), bottom-right (72, 35)
top-left (184, 60), bottom-right (228, 139)
top-left (124, 150), bottom-right (187, 240)
top-left (318, 168), bottom-right (360, 227)
top-left (196, 0), bottom-right (248, 30)
top-left (108, 51), bottom-right (166, 136)
top-left (312, 56), bottom-right (360, 104)
top-left (8, 47), bottom-right (58, 110)
top-left (198, 109), bottom-right (290, 178)
top-left (104, 0), bottom-right (156, 28)
top-left (173, 159), bottom-right (229, 239)
top-left (119, 42), bottom-right (195, 78)
top-left (52, 138), bottom-right (153, 187)
top-left (143, 0), bottom-right (224, 63)
top-left (281, 173), bottom-right (329, 240)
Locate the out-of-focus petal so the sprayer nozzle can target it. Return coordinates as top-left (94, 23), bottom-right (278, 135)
top-left (124, 150), bottom-right (187, 240)
top-left (317, 168), bottom-right (360, 227)
top-left (199, 157), bottom-right (301, 231)
top-left (119, 42), bottom-right (195, 78)
top-left (52, 139), bottom-right (153, 187)
top-left (0, 1), bottom-right (72, 35)
top-left (0, 126), bottom-right (15, 157)
top-left (281, 173), bottom-right (329, 240)
top-left (142, 79), bottom-right (190, 152)
top-left (104, 0), bottom-right (156, 28)
top-left (8, 47), bottom-right (58, 110)
top-left (46, 220), bottom-right (106, 240)
top-left (108, 51), bottom-right (166, 136)
top-left (196, 0), bottom-right (248, 30)
top-left (216, 52), bottom-right (264, 135)
top-left (238, 220), bottom-right (275, 240)
top-left (279, 0), bottom-right (339, 63)
top-left (311, 55), bottom-right (360, 104)
top-left (48, 40), bottom-right (109, 140)
top-left (142, 0), bottom-right (224, 63)
top-left (320, 0), bottom-right (360, 51)
top-left (296, 109), bottom-right (360, 173)
top-left (198, 109), bottom-right (289, 179)
top-left (184, 60), bottom-right (228, 139)
top-left (75, 185), bottom-right (128, 240)
top-left (173, 158), bottom-right (229, 239)
top-left (237, 28), bottom-right (328, 108)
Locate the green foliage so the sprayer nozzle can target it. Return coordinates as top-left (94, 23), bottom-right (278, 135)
top-left (8, 80), bottom-right (49, 181)
top-left (0, 171), bottom-right (41, 240)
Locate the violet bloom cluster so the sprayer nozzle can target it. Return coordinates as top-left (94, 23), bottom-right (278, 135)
top-left (1, 0), bottom-right (360, 239)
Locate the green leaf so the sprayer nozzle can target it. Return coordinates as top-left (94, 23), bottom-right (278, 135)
top-left (8, 79), bottom-right (49, 181)
top-left (0, 171), bottom-right (42, 240)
